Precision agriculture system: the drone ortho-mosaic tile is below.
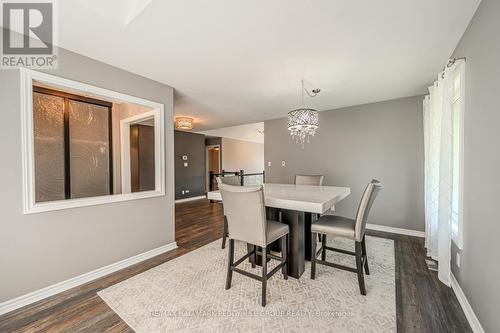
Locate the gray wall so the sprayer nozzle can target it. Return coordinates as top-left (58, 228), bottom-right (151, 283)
top-left (174, 130), bottom-right (206, 199)
top-left (221, 138), bottom-right (264, 174)
top-left (205, 137), bottom-right (221, 146)
top-left (265, 96), bottom-right (424, 231)
top-left (0, 44), bottom-right (175, 302)
top-left (450, 0), bottom-right (500, 331)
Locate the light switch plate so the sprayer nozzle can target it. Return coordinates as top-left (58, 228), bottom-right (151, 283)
top-left (281, 160), bottom-right (286, 167)
top-left (267, 161), bottom-right (272, 167)
top-left (184, 162), bottom-right (188, 167)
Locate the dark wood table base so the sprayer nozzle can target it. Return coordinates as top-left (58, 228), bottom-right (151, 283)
top-left (248, 207), bottom-right (316, 279)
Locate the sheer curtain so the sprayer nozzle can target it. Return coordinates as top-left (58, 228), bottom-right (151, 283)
top-left (423, 59), bottom-right (464, 286)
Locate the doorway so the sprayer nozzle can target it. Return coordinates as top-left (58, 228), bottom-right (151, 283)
top-left (206, 145), bottom-right (221, 190)
top-left (130, 123), bottom-right (155, 192)
top-left (120, 110), bottom-right (157, 194)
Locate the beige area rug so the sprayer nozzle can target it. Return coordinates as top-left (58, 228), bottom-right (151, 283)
top-left (98, 236), bottom-right (395, 332)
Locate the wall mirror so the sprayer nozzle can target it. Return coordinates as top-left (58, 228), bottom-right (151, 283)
top-left (21, 69), bottom-right (165, 213)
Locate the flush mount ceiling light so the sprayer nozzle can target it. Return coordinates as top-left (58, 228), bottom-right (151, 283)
top-left (287, 80), bottom-right (321, 147)
top-left (175, 117), bottom-right (194, 130)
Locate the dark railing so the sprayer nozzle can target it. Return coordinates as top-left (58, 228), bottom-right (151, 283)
top-left (209, 170), bottom-right (265, 191)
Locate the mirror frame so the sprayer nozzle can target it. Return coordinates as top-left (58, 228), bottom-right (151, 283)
top-left (20, 69), bottom-right (166, 214)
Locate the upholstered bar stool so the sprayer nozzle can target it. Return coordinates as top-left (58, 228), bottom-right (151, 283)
top-left (218, 176), bottom-right (242, 249)
top-left (295, 174), bottom-right (324, 186)
top-left (219, 183), bottom-right (289, 306)
top-left (310, 180), bottom-right (382, 295)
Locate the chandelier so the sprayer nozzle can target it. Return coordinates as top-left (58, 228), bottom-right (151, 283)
top-left (288, 80), bottom-right (321, 147)
top-left (288, 108), bottom-right (319, 145)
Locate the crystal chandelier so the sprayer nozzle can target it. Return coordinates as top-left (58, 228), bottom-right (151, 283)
top-left (287, 108), bottom-right (319, 145)
top-left (287, 80), bottom-right (321, 147)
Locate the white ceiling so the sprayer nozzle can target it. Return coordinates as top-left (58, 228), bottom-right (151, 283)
top-left (57, 0), bottom-right (481, 130)
top-left (199, 122), bottom-right (264, 144)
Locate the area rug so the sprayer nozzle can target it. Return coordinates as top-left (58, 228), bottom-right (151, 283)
top-left (98, 236), bottom-right (395, 332)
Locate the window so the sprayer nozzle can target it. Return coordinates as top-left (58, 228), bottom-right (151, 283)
top-left (21, 69), bottom-right (166, 214)
top-left (450, 61), bottom-right (465, 249)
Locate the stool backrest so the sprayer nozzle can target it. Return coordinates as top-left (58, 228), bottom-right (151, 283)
top-left (354, 180), bottom-right (382, 241)
top-left (294, 174), bottom-right (324, 186)
top-left (219, 183), bottom-right (267, 247)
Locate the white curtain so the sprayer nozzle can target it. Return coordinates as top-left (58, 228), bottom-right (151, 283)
top-left (423, 59), bottom-right (464, 286)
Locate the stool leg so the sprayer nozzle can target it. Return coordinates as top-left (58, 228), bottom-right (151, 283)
top-left (321, 234), bottom-right (327, 261)
top-left (361, 235), bottom-right (369, 275)
top-left (311, 232), bottom-right (317, 279)
top-left (221, 216), bottom-right (228, 249)
top-left (355, 241), bottom-right (366, 295)
top-left (281, 235), bottom-right (288, 280)
top-left (225, 239), bottom-right (234, 290)
top-left (262, 247), bottom-right (267, 306)
top-left (251, 245), bottom-right (257, 268)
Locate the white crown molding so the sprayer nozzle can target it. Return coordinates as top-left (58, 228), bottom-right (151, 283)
top-left (366, 224), bottom-right (425, 238)
top-left (0, 242), bottom-right (177, 316)
top-left (175, 195), bottom-right (207, 203)
top-left (451, 274), bottom-right (485, 333)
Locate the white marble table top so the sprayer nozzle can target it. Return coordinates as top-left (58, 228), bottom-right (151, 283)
top-left (207, 183), bottom-right (351, 214)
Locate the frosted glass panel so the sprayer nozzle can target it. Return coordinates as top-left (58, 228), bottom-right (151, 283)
top-left (68, 100), bottom-right (110, 199)
top-left (33, 92), bottom-right (65, 202)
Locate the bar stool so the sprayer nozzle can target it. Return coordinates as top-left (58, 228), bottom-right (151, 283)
top-left (310, 180), bottom-right (382, 295)
top-left (219, 183), bottom-right (289, 306)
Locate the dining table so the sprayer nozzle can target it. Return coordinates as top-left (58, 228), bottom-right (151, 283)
top-left (207, 183), bottom-right (351, 279)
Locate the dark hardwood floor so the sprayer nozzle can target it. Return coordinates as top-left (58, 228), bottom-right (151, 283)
top-left (0, 199), bottom-right (471, 332)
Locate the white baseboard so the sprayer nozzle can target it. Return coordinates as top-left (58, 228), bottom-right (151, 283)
top-left (451, 274), bottom-right (485, 333)
top-left (366, 223), bottom-right (425, 238)
top-left (0, 241), bottom-right (178, 316)
top-left (175, 195), bottom-right (206, 203)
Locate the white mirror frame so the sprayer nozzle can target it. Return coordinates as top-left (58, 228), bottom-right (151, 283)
top-left (20, 68), bottom-right (166, 214)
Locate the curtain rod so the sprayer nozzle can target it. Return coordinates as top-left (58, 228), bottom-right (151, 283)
top-left (441, 57), bottom-right (466, 78)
